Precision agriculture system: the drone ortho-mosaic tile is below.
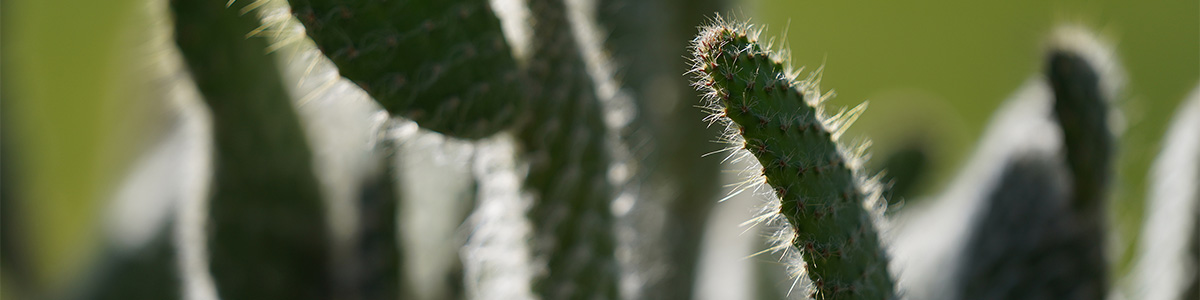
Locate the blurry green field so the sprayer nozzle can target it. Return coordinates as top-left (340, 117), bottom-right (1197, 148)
top-left (753, 0), bottom-right (1199, 277)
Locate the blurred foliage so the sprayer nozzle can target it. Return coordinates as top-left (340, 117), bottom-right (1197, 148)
top-left (3, 0), bottom-right (152, 291)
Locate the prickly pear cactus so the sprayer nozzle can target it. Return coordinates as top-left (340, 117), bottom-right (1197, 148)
top-left (956, 28), bottom-right (1120, 300)
top-left (1133, 85), bottom-right (1200, 300)
top-left (174, 0), bottom-right (332, 298)
top-left (689, 17), bottom-right (896, 299)
top-left (288, 0), bottom-right (525, 139)
top-left (517, 0), bottom-right (621, 298)
top-left (599, 0), bottom-right (729, 298)
top-left (1047, 34), bottom-right (1117, 212)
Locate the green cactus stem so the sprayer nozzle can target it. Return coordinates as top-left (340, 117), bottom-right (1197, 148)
top-left (957, 153), bottom-right (1081, 299)
top-left (77, 229), bottom-right (179, 300)
top-left (957, 28), bottom-right (1119, 300)
top-left (516, 0), bottom-right (620, 298)
top-left (345, 156), bottom-right (405, 300)
top-left (878, 142), bottom-right (929, 209)
top-left (1046, 35), bottom-right (1116, 213)
top-left (689, 17), bottom-right (896, 300)
top-left (288, 0), bottom-right (525, 139)
top-left (1041, 31), bottom-right (1116, 296)
top-left (1036, 28), bottom-right (1117, 296)
top-left (599, 0), bottom-right (728, 298)
top-left (172, 0), bottom-right (331, 298)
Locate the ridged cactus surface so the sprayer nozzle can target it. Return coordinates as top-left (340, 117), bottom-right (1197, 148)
top-left (289, 0), bottom-right (524, 139)
top-left (689, 18), bottom-right (896, 299)
top-left (517, 0), bottom-right (621, 298)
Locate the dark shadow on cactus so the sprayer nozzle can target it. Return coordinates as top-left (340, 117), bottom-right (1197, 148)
top-left (1, 115), bottom-right (37, 300)
top-left (343, 157), bottom-right (406, 300)
top-left (599, 0), bottom-right (727, 298)
top-left (1047, 49), bottom-right (1113, 213)
top-left (1188, 210), bottom-right (1200, 300)
top-left (956, 154), bottom-right (1109, 299)
top-left (70, 230), bottom-right (179, 300)
top-left (517, 0), bottom-right (621, 298)
top-left (878, 142), bottom-right (930, 210)
top-left (172, 0), bottom-right (332, 298)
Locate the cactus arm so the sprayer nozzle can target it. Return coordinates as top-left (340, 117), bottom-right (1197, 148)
top-left (1046, 33), bottom-right (1117, 212)
top-left (878, 144), bottom-right (930, 210)
top-left (956, 153), bottom-right (1079, 299)
top-left (957, 28), bottom-right (1121, 299)
top-left (344, 152), bottom-right (406, 300)
top-left (72, 230), bottom-right (179, 300)
top-left (689, 18), bottom-right (896, 299)
top-left (287, 0), bottom-right (524, 139)
top-left (1042, 27), bottom-right (1119, 294)
top-left (172, 0), bottom-right (331, 298)
top-left (1133, 85), bottom-right (1200, 300)
top-left (516, 0), bottom-right (620, 298)
top-left (598, 0), bottom-right (728, 298)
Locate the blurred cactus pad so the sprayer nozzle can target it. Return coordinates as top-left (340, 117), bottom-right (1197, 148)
top-left (1, 0), bottom-right (1197, 300)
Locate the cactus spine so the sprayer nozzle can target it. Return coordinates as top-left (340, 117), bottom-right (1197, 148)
top-left (689, 18), bottom-right (895, 299)
top-left (173, 0), bottom-right (331, 298)
top-left (288, 0), bottom-right (525, 139)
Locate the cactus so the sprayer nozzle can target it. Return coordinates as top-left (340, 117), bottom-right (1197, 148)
top-left (286, 0), bottom-right (628, 298)
top-left (689, 17), bottom-right (896, 299)
top-left (877, 143), bottom-right (930, 209)
top-left (73, 230), bottom-right (179, 300)
top-left (1132, 84), bottom-right (1199, 300)
top-left (172, 0), bottom-right (332, 298)
top-left (598, 0), bottom-right (728, 298)
top-left (12, 1), bottom-right (1200, 300)
top-left (1046, 29), bottom-right (1118, 212)
top-left (0, 125), bottom-right (35, 299)
top-left (347, 158), bottom-right (405, 300)
top-left (956, 28), bottom-right (1119, 300)
top-left (287, 0), bottom-right (525, 139)
top-left (956, 153), bottom-right (1078, 299)
top-left (516, 0), bottom-right (621, 298)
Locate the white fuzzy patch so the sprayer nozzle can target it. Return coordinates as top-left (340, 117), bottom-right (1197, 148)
top-left (1131, 84), bottom-right (1200, 300)
top-left (398, 131), bottom-right (477, 300)
top-left (491, 0), bottom-right (533, 63)
top-left (172, 89), bottom-right (219, 300)
top-left (463, 135), bottom-right (538, 300)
